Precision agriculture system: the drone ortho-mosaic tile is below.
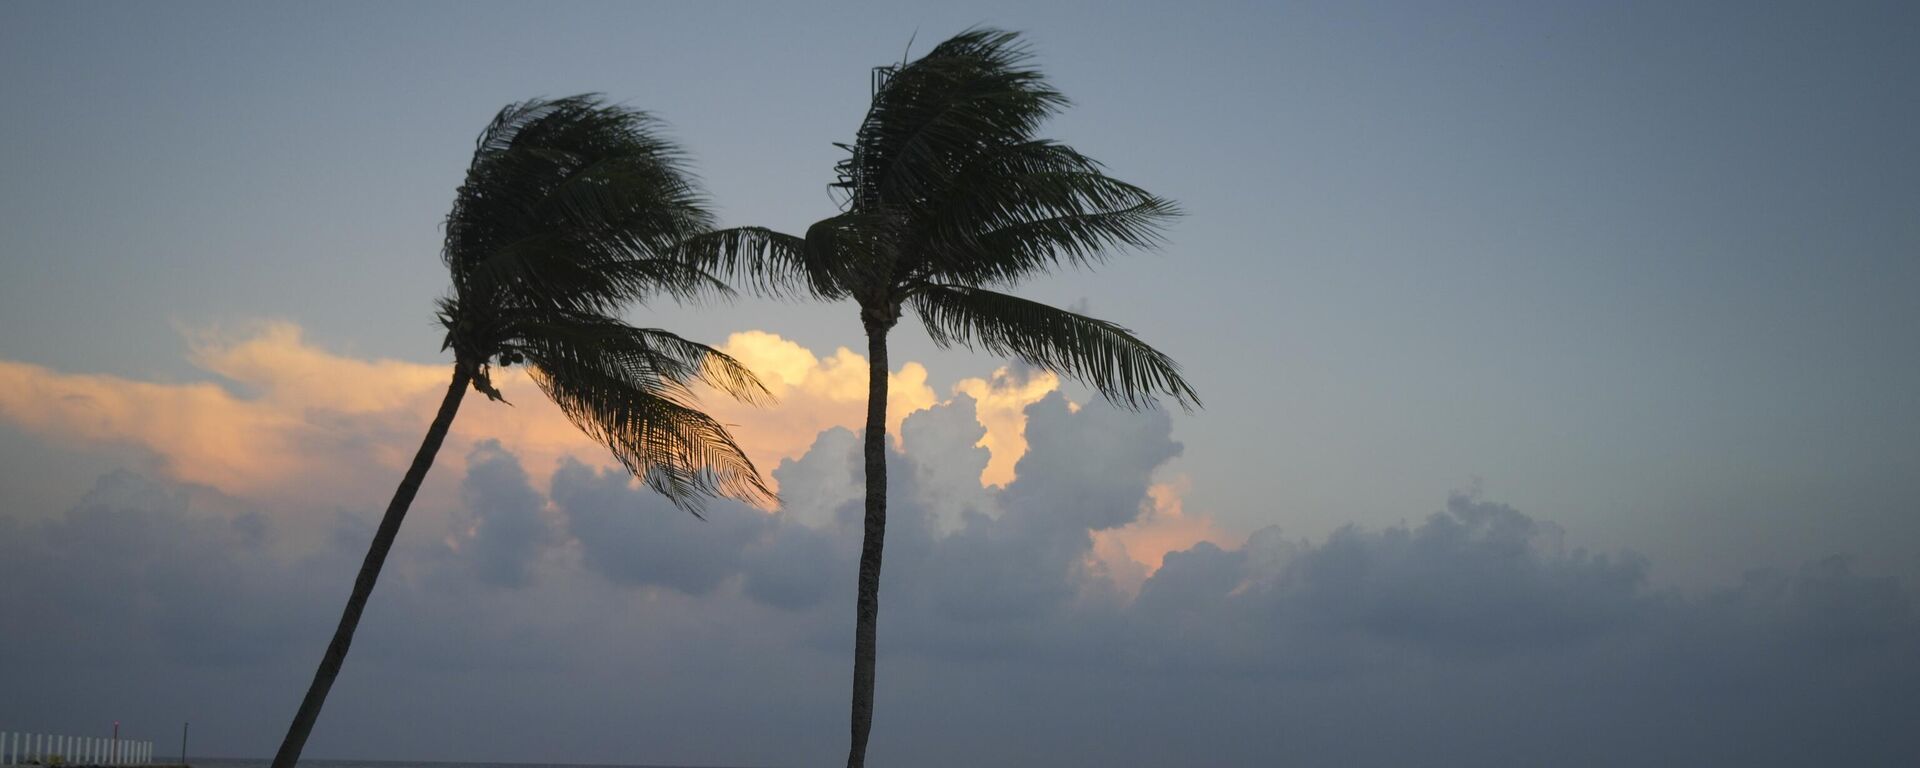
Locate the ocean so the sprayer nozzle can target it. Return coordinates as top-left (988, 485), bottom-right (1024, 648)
top-left (189, 759), bottom-right (751, 768)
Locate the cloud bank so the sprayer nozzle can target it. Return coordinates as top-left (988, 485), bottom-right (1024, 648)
top-left (2, 387), bottom-right (1915, 766)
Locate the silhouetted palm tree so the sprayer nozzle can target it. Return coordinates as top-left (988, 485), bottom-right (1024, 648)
top-left (270, 95), bottom-right (773, 768)
top-left (684, 30), bottom-right (1199, 767)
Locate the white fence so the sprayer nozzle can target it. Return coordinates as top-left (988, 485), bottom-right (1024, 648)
top-left (0, 732), bottom-right (152, 766)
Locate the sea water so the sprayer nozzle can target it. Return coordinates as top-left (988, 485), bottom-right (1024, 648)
top-left (189, 759), bottom-right (749, 768)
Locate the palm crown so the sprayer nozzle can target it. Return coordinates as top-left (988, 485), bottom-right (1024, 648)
top-left (440, 95), bottom-right (773, 507)
top-left (692, 29), bottom-right (1199, 409)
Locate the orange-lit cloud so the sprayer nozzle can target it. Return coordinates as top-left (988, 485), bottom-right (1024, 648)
top-left (703, 331), bottom-right (937, 482)
top-left (1090, 477), bottom-right (1237, 594)
top-left (950, 367), bottom-right (1060, 487)
top-left (0, 323), bottom-right (955, 502)
top-left (0, 322), bottom-right (610, 501)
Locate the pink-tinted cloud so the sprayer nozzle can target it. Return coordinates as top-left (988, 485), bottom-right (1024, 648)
top-left (1090, 476), bottom-right (1237, 594)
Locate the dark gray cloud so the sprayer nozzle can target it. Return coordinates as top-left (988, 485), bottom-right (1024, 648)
top-left (457, 440), bottom-right (550, 589)
top-left (554, 456), bottom-right (770, 595)
top-left (1, 397), bottom-right (1915, 766)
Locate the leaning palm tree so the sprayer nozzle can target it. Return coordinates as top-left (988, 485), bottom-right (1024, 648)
top-left (269, 95), bottom-right (773, 768)
top-left (684, 29), bottom-right (1199, 767)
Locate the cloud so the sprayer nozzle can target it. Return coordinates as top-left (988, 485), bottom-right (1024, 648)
top-left (1090, 477), bottom-right (1237, 594)
top-left (2, 394), bottom-right (1918, 766)
top-left (949, 365), bottom-right (1061, 486)
top-left (0, 323), bottom-right (960, 508)
top-left (554, 456), bottom-right (771, 595)
top-left (707, 331), bottom-right (937, 473)
top-left (0, 322), bottom-right (605, 505)
top-left (454, 439), bottom-right (551, 588)
top-left (6, 331), bottom-right (1915, 766)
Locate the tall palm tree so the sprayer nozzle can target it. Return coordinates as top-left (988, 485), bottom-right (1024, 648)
top-left (685, 29), bottom-right (1199, 767)
top-left (269, 95), bottom-right (773, 768)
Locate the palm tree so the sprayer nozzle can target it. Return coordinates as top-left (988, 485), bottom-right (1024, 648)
top-left (685, 29), bottom-right (1200, 767)
top-left (269, 95), bottom-right (773, 768)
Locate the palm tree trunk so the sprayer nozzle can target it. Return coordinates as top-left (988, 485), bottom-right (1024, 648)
top-left (847, 321), bottom-right (890, 768)
top-left (270, 366), bottom-right (471, 768)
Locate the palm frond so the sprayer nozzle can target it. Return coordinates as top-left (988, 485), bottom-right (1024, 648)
top-left (675, 226), bottom-right (840, 299)
top-left (500, 311), bottom-right (772, 406)
top-left (910, 140), bottom-right (1181, 284)
top-left (525, 341), bottom-right (775, 512)
top-left (470, 240), bottom-right (732, 314)
top-left (843, 28), bottom-right (1067, 213)
top-left (910, 283), bottom-right (1199, 410)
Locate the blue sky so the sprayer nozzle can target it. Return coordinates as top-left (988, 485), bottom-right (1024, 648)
top-left (2, 2), bottom-right (1918, 764)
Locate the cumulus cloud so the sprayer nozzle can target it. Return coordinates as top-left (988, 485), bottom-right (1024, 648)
top-left (0, 322), bottom-right (611, 505)
top-left (705, 330), bottom-right (938, 478)
top-left (948, 365), bottom-right (1061, 486)
top-left (454, 439), bottom-right (551, 588)
top-left (0, 323), bottom-right (965, 509)
top-left (0, 324), bottom-right (1081, 521)
top-left (555, 457), bottom-right (770, 595)
top-left (4, 345), bottom-right (1916, 766)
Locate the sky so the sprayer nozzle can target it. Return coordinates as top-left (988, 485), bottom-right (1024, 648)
top-left (1, 1), bottom-right (1917, 766)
